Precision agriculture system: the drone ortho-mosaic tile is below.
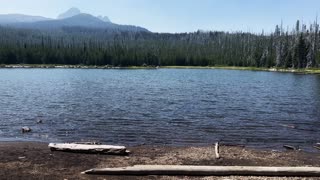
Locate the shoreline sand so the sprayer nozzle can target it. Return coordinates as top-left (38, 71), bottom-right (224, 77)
top-left (0, 142), bottom-right (319, 179)
top-left (0, 64), bottom-right (320, 74)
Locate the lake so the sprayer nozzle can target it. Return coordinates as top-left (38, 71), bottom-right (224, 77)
top-left (0, 68), bottom-right (319, 151)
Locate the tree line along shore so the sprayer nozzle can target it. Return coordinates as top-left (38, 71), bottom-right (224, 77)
top-left (0, 20), bottom-right (320, 70)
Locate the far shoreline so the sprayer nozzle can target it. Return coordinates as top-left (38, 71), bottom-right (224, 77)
top-left (1, 64), bottom-right (320, 74)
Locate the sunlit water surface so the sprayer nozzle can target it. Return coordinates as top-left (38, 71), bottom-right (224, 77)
top-left (0, 69), bottom-right (319, 151)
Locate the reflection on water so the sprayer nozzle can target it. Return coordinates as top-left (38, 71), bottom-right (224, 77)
top-left (0, 69), bottom-right (319, 151)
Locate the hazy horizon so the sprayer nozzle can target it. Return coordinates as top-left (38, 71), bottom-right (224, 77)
top-left (0, 0), bottom-right (319, 33)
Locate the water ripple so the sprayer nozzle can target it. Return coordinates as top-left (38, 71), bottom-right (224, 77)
top-left (0, 69), bottom-right (319, 151)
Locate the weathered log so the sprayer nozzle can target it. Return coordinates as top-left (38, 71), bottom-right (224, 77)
top-left (48, 143), bottom-right (127, 155)
top-left (215, 142), bottom-right (220, 159)
top-left (72, 142), bottom-right (102, 145)
top-left (82, 165), bottom-right (320, 176)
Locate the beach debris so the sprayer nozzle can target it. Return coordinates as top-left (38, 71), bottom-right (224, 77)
top-left (215, 142), bottom-right (220, 159)
top-left (314, 146), bottom-right (320, 151)
top-left (314, 143), bottom-right (320, 151)
top-left (18, 156), bottom-right (26, 159)
top-left (82, 165), bottom-right (320, 176)
top-left (48, 143), bottom-right (128, 155)
top-left (21, 127), bottom-right (32, 133)
top-left (283, 145), bottom-right (299, 151)
top-left (280, 124), bottom-right (296, 129)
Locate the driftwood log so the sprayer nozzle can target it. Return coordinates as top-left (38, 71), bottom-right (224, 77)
top-left (49, 143), bottom-right (127, 155)
top-left (72, 142), bottom-right (102, 145)
top-left (82, 165), bottom-right (320, 176)
top-left (215, 142), bottom-right (220, 159)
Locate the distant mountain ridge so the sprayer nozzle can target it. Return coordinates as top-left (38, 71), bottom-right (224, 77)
top-left (0, 8), bottom-right (148, 32)
top-left (0, 14), bottom-right (51, 24)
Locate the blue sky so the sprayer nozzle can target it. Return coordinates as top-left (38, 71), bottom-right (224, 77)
top-left (0, 0), bottom-right (319, 33)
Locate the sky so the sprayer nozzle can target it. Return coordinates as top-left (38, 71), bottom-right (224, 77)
top-left (0, 0), bottom-right (319, 33)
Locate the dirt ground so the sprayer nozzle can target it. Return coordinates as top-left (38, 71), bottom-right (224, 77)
top-left (0, 142), bottom-right (319, 180)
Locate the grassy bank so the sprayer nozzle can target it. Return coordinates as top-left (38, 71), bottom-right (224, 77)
top-left (1, 64), bottom-right (320, 74)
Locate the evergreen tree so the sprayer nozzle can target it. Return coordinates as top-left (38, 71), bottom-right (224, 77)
top-left (0, 19), bottom-right (319, 69)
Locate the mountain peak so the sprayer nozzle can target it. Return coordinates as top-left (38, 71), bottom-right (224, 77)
top-left (97, 15), bottom-right (111, 23)
top-left (0, 8), bottom-right (148, 32)
top-left (58, 7), bottom-right (81, 19)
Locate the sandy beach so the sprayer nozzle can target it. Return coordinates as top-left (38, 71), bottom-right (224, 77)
top-left (0, 142), bottom-right (319, 180)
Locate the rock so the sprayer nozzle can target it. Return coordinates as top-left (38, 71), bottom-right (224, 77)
top-left (36, 119), bottom-right (43, 124)
top-left (22, 127), bottom-right (32, 133)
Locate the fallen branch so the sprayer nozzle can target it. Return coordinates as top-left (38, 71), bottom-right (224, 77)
top-left (82, 165), bottom-right (320, 176)
top-left (49, 143), bottom-right (127, 155)
top-left (215, 142), bottom-right (220, 159)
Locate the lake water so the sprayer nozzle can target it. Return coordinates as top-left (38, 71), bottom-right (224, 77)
top-left (0, 69), bottom-right (319, 151)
